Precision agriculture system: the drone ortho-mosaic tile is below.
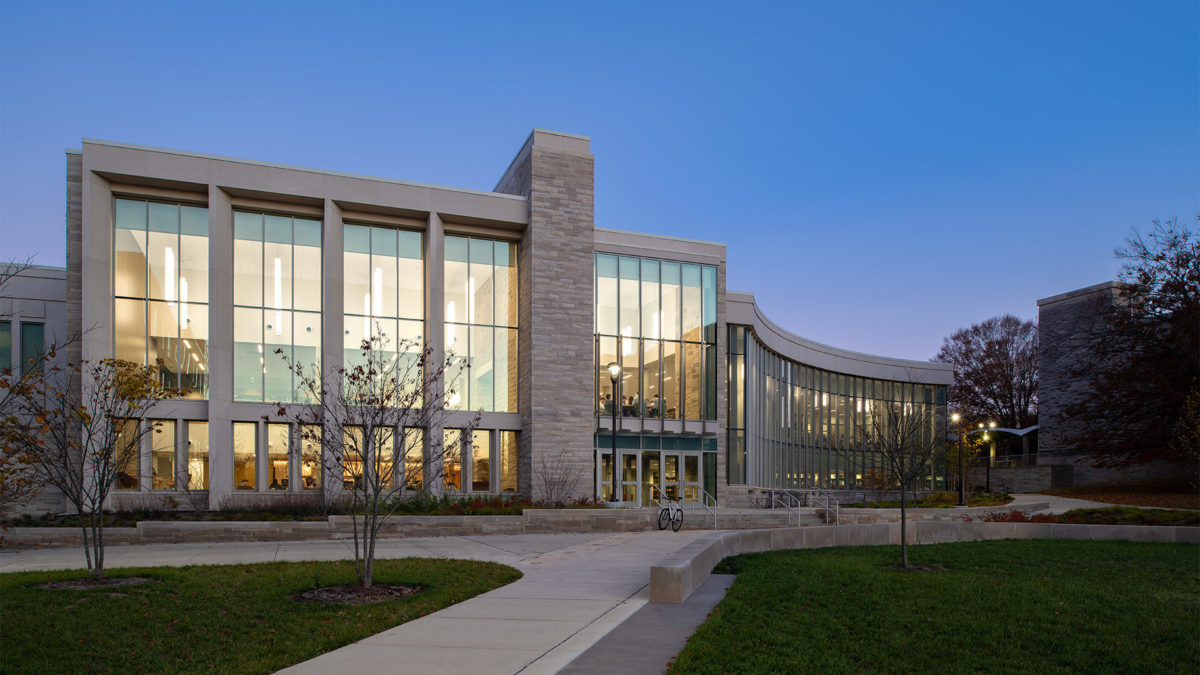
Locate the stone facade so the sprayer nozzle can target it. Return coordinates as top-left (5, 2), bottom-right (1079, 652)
top-left (1036, 282), bottom-right (1192, 487)
top-left (496, 130), bottom-right (597, 500)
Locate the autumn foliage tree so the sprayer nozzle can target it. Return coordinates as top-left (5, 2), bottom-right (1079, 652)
top-left (11, 359), bottom-right (174, 579)
top-left (934, 315), bottom-right (1038, 430)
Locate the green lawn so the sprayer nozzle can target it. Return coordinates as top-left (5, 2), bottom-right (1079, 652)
top-left (1, 558), bottom-right (521, 674)
top-left (669, 540), bottom-right (1199, 674)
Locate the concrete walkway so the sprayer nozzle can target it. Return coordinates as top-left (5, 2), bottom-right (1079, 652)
top-left (1010, 493), bottom-right (1114, 514)
top-left (1, 530), bottom-right (714, 674)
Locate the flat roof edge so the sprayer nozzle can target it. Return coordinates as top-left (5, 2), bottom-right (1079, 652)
top-left (1036, 280), bottom-right (1123, 307)
top-left (80, 138), bottom-right (528, 202)
top-left (595, 227), bottom-right (726, 249)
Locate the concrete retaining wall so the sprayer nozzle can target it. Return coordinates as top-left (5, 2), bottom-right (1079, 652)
top-left (649, 521), bottom-right (1200, 602)
top-left (1, 508), bottom-right (657, 549)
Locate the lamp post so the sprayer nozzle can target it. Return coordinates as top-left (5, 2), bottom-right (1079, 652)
top-left (983, 422), bottom-right (994, 492)
top-left (951, 413), bottom-right (965, 506)
top-left (607, 361), bottom-right (622, 503)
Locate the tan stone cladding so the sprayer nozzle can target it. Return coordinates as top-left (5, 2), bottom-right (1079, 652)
top-left (504, 132), bottom-right (597, 501)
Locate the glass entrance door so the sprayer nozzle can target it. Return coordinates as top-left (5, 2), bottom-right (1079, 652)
top-left (621, 453), bottom-right (638, 502)
top-left (641, 452), bottom-right (660, 506)
top-left (662, 453), bottom-right (681, 500)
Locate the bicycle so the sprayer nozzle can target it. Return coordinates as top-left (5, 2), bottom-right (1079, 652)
top-left (657, 498), bottom-right (683, 532)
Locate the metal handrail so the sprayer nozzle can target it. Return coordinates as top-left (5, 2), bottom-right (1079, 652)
top-left (768, 489), bottom-right (801, 526)
top-left (686, 488), bottom-right (718, 529)
top-left (648, 484), bottom-right (667, 509)
top-left (810, 485), bottom-right (840, 525)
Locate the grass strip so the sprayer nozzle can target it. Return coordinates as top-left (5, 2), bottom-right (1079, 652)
top-left (669, 540), bottom-right (1199, 674)
top-left (1, 557), bottom-right (521, 674)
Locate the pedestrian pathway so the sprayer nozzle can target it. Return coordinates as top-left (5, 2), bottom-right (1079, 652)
top-left (559, 573), bottom-right (735, 674)
top-left (1009, 493), bottom-right (1113, 515)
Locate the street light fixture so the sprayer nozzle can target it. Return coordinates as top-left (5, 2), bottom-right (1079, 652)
top-left (607, 361), bottom-right (622, 503)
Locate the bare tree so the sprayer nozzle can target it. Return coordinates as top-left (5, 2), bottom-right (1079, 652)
top-left (11, 359), bottom-right (174, 579)
top-left (274, 330), bottom-right (476, 588)
top-left (871, 396), bottom-right (941, 568)
top-left (532, 452), bottom-right (584, 506)
top-left (934, 315), bottom-right (1038, 429)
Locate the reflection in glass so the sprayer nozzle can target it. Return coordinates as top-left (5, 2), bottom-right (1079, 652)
top-left (471, 430), bottom-right (490, 491)
top-left (500, 431), bottom-right (518, 492)
top-left (233, 422), bottom-right (257, 490)
top-left (115, 419), bottom-right (140, 490)
top-left (301, 425), bottom-right (322, 490)
top-left (187, 421), bottom-right (209, 490)
top-left (268, 424), bottom-right (289, 490)
top-left (443, 429), bottom-right (462, 490)
top-left (403, 427), bottom-right (424, 490)
top-left (152, 420), bottom-right (176, 490)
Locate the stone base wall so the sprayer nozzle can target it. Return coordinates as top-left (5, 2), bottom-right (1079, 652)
top-left (650, 520), bottom-right (1200, 602)
top-left (986, 466), bottom-right (1054, 493)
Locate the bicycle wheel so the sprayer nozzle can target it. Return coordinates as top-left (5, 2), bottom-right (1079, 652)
top-left (671, 508), bottom-right (683, 532)
top-left (658, 508), bottom-right (670, 530)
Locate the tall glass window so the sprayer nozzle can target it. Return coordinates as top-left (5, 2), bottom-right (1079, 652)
top-left (471, 429), bottom-right (491, 492)
top-left (0, 321), bottom-right (9, 369)
top-left (300, 424), bottom-right (322, 490)
top-left (500, 431), bottom-right (518, 492)
top-left (114, 198), bottom-right (209, 397)
top-left (19, 323), bottom-right (44, 373)
top-left (443, 429), bottom-right (462, 490)
top-left (233, 211), bottom-right (321, 403)
top-left (268, 423), bottom-right (289, 490)
top-left (594, 254), bottom-right (718, 421)
top-left (115, 419), bottom-right (140, 490)
top-left (187, 421), bottom-right (209, 490)
top-left (151, 420), bottom-right (176, 490)
top-left (343, 224), bottom-right (423, 372)
top-left (444, 236), bottom-right (518, 412)
top-left (233, 422), bottom-right (257, 490)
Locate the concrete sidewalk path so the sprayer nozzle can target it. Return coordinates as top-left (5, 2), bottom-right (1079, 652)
top-left (1010, 493), bottom-right (1114, 514)
top-left (279, 530), bottom-right (709, 675)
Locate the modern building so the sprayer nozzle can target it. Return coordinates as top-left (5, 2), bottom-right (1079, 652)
top-left (0, 264), bottom-right (68, 515)
top-left (48, 129), bottom-right (952, 512)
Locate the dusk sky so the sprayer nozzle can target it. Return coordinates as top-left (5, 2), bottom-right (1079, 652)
top-left (1, 1), bottom-right (1196, 361)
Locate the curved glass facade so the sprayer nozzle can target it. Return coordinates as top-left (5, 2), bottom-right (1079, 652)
top-left (729, 326), bottom-right (947, 491)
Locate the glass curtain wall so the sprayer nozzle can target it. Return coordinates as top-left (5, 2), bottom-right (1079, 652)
top-left (233, 211), bottom-right (322, 403)
top-left (444, 236), bottom-right (518, 412)
top-left (113, 198), bottom-right (209, 397)
top-left (343, 224), bottom-right (423, 373)
top-left (729, 325), bottom-right (947, 490)
top-left (594, 254), bottom-right (717, 421)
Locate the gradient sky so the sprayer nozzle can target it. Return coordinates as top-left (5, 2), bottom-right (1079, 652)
top-left (2, 1), bottom-right (1196, 361)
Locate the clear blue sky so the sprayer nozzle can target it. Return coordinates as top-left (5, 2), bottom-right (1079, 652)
top-left (2, 0), bottom-right (1196, 360)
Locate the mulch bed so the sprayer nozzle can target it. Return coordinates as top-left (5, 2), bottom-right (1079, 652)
top-left (292, 583), bottom-right (421, 606)
top-left (39, 577), bottom-right (156, 590)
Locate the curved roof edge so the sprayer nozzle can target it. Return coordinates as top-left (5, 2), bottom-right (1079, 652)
top-left (727, 291), bottom-right (954, 386)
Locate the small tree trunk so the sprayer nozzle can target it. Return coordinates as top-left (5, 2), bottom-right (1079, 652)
top-left (79, 521), bottom-right (93, 576)
top-left (900, 488), bottom-right (908, 568)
